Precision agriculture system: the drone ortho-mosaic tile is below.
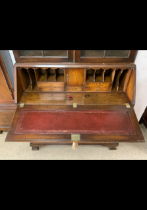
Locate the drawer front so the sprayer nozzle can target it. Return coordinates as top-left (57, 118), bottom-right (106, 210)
top-left (85, 83), bottom-right (112, 91)
top-left (66, 86), bottom-right (84, 92)
top-left (38, 82), bottom-right (64, 91)
top-left (0, 110), bottom-right (15, 127)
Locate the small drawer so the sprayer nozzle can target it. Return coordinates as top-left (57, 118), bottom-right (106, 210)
top-left (85, 83), bottom-right (112, 92)
top-left (85, 83), bottom-right (101, 88)
top-left (66, 86), bottom-right (84, 92)
top-left (38, 82), bottom-right (64, 92)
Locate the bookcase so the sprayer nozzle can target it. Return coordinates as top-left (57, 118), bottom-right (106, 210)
top-left (4, 50), bottom-right (144, 151)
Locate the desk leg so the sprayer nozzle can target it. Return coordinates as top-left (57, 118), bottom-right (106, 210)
top-left (30, 142), bottom-right (119, 151)
top-left (30, 143), bottom-right (40, 151)
top-left (30, 143), bottom-right (48, 151)
top-left (100, 143), bottom-right (119, 150)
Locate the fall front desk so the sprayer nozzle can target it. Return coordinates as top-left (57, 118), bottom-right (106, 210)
top-left (4, 50), bottom-right (144, 150)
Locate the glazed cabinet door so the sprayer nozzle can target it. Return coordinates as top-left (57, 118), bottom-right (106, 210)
top-left (13, 50), bottom-right (74, 63)
top-left (75, 50), bottom-right (137, 63)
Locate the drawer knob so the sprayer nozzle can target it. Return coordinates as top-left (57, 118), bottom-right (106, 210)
top-left (98, 84), bottom-right (100, 87)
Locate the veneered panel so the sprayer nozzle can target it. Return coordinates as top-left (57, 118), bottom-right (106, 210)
top-left (66, 69), bottom-right (85, 86)
top-left (0, 67), bottom-right (13, 101)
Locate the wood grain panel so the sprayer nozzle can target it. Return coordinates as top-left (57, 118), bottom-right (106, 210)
top-left (66, 87), bottom-right (84, 92)
top-left (85, 83), bottom-right (112, 91)
top-left (19, 92), bottom-right (130, 105)
top-left (18, 68), bottom-right (30, 91)
top-left (119, 69), bottom-right (132, 92)
top-left (0, 53), bottom-right (14, 98)
top-left (38, 82), bottom-right (64, 92)
top-left (0, 67), bottom-right (13, 101)
top-left (66, 69), bottom-right (85, 86)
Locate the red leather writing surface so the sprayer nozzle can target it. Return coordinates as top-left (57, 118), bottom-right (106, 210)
top-left (15, 110), bottom-right (135, 135)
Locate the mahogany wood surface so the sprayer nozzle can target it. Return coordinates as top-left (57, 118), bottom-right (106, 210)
top-left (0, 53), bottom-right (14, 98)
top-left (5, 50), bottom-right (143, 150)
top-left (75, 50), bottom-right (137, 63)
top-left (0, 67), bottom-right (13, 101)
top-left (0, 53), bottom-right (16, 133)
top-left (6, 105), bottom-right (144, 143)
top-left (37, 82), bottom-right (64, 92)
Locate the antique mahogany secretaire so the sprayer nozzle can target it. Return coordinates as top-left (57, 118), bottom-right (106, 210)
top-left (5, 50), bottom-right (144, 150)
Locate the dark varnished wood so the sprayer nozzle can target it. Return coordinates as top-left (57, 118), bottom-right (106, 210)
top-left (0, 53), bottom-right (16, 132)
top-left (5, 51), bottom-right (143, 151)
top-left (0, 67), bottom-right (13, 101)
top-left (140, 107), bottom-right (147, 128)
top-left (75, 50), bottom-right (137, 63)
top-left (13, 50), bottom-right (74, 63)
top-left (6, 105), bottom-right (144, 143)
top-left (30, 142), bottom-right (119, 150)
top-left (14, 62), bottom-right (136, 69)
top-left (0, 53), bottom-right (14, 98)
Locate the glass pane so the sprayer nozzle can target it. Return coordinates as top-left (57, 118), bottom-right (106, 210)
top-left (19, 50), bottom-right (42, 56)
top-left (44, 50), bottom-right (68, 57)
top-left (81, 50), bottom-right (104, 57)
top-left (105, 50), bottom-right (130, 57)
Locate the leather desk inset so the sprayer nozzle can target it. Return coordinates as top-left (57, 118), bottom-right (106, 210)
top-left (15, 110), bottom-right (135, 135)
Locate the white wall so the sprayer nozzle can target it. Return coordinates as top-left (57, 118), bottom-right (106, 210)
top-left (134, 50), bottom-right (147, 120)
top-left (9, 50), bottom-right (15, 65)
top-left (8, 50), bottom-right (147, 121)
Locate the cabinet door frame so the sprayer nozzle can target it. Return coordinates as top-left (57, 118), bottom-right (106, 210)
top-left (13, 50), bottom-right (74, 63)
top-left (75, 50), bottom-right (137, 63)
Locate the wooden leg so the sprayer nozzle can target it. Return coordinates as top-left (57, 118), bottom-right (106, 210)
top-left (30, 143), bottom-right (49, 151)
top-left (30, 143), bottom-right (39, 151)
top-left (32, 146), bottom-right (39, 151)
top-left (100, 143), bottom-right (119, 150)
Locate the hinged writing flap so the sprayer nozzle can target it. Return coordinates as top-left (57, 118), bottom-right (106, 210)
top-left (5, 105), bottom-right (144, 143)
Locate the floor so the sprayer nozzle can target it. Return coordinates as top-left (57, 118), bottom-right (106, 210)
top-left (0, 123), bottom-right (147, 160)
